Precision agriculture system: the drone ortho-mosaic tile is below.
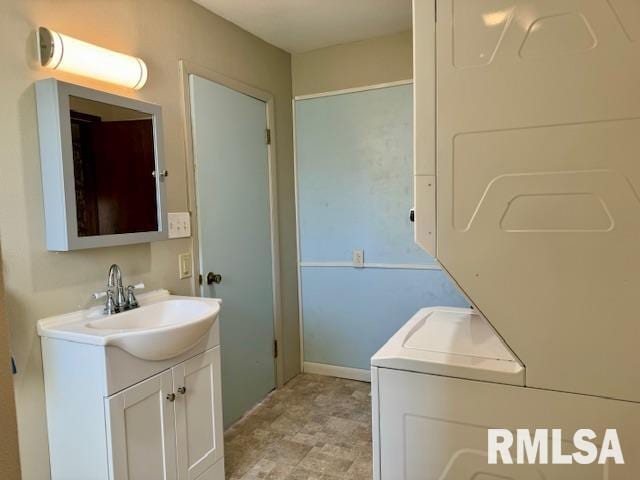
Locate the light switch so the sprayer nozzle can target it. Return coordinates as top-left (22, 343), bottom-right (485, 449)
top-left (179, 253), bottom-right (193, 279)
top-left (168, 212), bottom-right (191, 239)
top-left (352, 249), bottom-right (364, 268)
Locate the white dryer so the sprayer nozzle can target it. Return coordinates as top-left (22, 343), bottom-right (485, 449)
top-left (371, 306), bottom-right (640, 480)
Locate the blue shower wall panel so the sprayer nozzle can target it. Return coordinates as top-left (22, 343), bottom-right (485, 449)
top-left (301, 267), bottom-right (468, 370)
top-left (296, 85), bottom-right (467, 370)
top-left (296, 85), bottom-right (434, 265)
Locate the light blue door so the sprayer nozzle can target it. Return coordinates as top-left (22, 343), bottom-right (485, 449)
top-left (189, 75), bottom-right (275, 427)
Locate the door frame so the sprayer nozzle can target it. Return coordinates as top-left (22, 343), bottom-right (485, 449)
top-left (179, 60), bottom-right (284, 388)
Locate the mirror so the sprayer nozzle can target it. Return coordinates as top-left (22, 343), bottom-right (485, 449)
top-left (35, 79), bottom-right (168, 251)
top-left (69, 97), bottom-right (158, 237)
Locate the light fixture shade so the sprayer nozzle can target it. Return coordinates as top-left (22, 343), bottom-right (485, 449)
top-left (37, 27), bottom-right (148, 90)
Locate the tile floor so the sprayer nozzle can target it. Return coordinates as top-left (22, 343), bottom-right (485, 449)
top-left (224, 373), bottom-right (373, 480)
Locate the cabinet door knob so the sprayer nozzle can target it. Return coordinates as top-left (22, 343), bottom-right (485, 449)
top-left (178, 386), bottom-right (186, 395)
top-left (166, 393), bottom-right (176, 402)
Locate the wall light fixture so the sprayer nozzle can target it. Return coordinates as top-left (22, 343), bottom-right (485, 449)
top-left (37, 27), bottom-right (148, 90)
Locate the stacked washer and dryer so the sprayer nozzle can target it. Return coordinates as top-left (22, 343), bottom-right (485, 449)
top-left (371, 1), bottom-right (640, 478)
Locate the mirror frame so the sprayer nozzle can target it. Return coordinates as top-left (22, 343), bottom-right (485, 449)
top-left (35, 78), bottom-right (168, 251)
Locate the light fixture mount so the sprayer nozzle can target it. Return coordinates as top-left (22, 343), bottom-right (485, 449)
top-left (38, 27), bottom-right (57, 67)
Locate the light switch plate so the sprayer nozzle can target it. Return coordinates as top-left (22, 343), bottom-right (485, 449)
top-left (179, 253), bottom-right (193, 279)
top-left (168, 212), bottom-right (191, 239)
top-left (352, 249), bottom-right (364, 268)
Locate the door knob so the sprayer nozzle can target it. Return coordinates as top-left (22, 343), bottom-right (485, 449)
top-left (206, 272), bottom-right (222, 285)
top-left (178, 386), bottom-right (187, 395)
top-left (166, 393), bottom-right (176, 402)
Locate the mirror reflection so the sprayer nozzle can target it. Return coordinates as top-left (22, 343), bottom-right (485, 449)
top-left (69, 96), bottom-right (158, 237)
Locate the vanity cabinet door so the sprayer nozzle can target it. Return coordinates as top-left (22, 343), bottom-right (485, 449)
top-left (105, 370), bottom-right (178, 480)
top-left (173, 347), bottom-right (224, 480)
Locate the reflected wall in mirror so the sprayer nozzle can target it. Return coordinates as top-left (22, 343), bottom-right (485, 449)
top-left (69, 97), bottom-right (158, 237)
top-left (35, 78), bottom-right (168, 251)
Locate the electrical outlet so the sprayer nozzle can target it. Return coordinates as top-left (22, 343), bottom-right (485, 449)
top-left (352, 249), bottom-right (364, 268)
top-left (179, 253), bottom-right (193, 279)
top-left (168, 212), bottom-right (191, 239)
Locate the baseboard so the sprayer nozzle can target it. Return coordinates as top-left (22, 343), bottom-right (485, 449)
top-left (303, 361), bottom-right (371, 383)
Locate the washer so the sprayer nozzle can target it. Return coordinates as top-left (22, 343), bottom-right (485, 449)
top-left (371, 307), bottom-right (640, 480)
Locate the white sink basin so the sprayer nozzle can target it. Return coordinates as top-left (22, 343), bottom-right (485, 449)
top-left (38, 290), bottom-right (221, 361)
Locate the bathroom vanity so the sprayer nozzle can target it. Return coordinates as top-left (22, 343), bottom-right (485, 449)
top-left (38, 290), bottom-right (224, 480)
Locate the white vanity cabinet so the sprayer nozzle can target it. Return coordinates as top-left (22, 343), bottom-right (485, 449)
top-left (39, 292), bottom-right (224, 480)
top-left (106, 348), bottom-right (223, 480)
top-left (172, 349), bottom-right (224, 480)
top-left (106, 369), bottom-right (178, 480)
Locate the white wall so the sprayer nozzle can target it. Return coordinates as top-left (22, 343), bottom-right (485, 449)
top-left (0, 1), bottom-right (298, 478)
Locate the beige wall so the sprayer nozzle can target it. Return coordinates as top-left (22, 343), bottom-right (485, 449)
top-left (0, 1), bottom-right (299, 478)
top-left (0, 255), bottom-right (21, 480)
top-left (292, 30), bottom-right (413, 96)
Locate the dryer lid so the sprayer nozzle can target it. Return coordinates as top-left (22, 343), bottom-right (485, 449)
top-left (371, 307), bottom-right (525, 385)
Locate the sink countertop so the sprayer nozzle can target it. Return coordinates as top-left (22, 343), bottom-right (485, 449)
top-left (37, 289), bottom-right (222, 346)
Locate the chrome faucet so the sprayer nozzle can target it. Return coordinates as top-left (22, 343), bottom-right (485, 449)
top-left (93, 264), bottom-right (144, 315)
top-left (108, 264), bottom-right (127, 312)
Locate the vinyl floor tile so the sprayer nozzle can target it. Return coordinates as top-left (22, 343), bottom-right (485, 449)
top-left (224, 374), bottom-right (372, 480)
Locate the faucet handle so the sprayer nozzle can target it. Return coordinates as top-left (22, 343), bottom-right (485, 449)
top-left (92, 288), bottom-right (119, 314)
top-left (92, 287), bottom-right (113, 300)
top-left (104, 290), bottom-right (118, 315)
top-left (126, 283), bottom-right (144, 309)
top-left (92, 291), bottom-right (107, 300)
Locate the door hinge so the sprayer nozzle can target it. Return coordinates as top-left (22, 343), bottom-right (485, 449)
top-left (273, 339), bottom-right (278, 358)
top-left (265, 128), bottom-right (271, 145)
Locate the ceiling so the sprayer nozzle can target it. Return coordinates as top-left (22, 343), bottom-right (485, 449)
top-left (193, 0), bottom-right (412, 53)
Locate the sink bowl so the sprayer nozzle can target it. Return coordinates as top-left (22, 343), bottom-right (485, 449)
top-left (86, 298), bottom-right (219, 360)
top-left (38, 290), bottom-right (221, 361)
